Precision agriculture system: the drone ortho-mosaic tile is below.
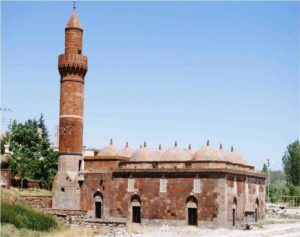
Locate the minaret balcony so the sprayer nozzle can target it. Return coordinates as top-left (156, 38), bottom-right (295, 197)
top-left (58, 54), bottom-right (88, 77)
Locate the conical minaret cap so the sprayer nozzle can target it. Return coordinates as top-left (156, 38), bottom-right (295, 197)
top-left (66, 11), bottom-right (83, 30)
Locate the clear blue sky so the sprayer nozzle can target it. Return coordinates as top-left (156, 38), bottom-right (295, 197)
top-left (2, 1), bottom-right (299, 170)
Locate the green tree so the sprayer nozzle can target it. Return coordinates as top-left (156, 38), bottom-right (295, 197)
top-left (282, 140), bottom-right (300, 186)
top-left (7, 117), bottom-right (58, 189)
top-left (262, 163), bottom-right (268, 174)
top-left (37, 114), bottom-right (49, 140)
top-left (0, 133), bottom-right (9, 154)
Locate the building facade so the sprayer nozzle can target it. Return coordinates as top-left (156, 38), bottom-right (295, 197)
top-left (52, 10), bottom-right (266, 228)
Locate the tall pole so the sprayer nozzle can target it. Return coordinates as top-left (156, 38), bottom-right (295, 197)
top-left (267, 158), bottom-right (270, 203)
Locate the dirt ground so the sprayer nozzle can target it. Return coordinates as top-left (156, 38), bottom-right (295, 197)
top-left (92, 220), bottom-right (300, 237)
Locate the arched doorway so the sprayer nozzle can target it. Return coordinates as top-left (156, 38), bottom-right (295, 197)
top-left (232, 197), bottom-right (237, 226)
top-left (255, 198), bottom-right (259, 222)
top-left (94, 192), bottom-right (103, 219)
top-left (131, 195), bottom-right (141, 223)
top-left (186, 196), bottom-right (198, 226)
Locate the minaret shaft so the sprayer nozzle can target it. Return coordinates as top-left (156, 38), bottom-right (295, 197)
top-left (53, 10), bottom-right (87, 210)
top-left (58, 11), bottom-right (87, 155)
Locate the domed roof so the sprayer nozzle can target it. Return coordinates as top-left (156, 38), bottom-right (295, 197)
top-left (97, 139), bottom-right (121, 157)
top-left (161, 141), bottom-right (192, 161)
top-left (120, 142), bottom-right (134, 158)
top-left (227, 146), bottom-right (247, 165)
top-left (192, 140), bottom-right (224, 161)
top-left (186, 144), bottom-right (194, 156)
top-left (66, 11), bottom-right (83, 30)
top-left (153, 144), bottom-right (164, 160)
top-left (131, 142), bottom-right (160, 161)
top-left (218, 146), bottom-right (247, 165)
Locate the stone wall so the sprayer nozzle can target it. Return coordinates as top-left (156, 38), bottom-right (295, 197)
top-left (80, 172), bottom-right (225, 227)
top-left (17, 195), bottom-right (52, 209)
top-left (46, 209), bottom-right (125, 228)
top-left (226, 174), bottom-right (265, 228)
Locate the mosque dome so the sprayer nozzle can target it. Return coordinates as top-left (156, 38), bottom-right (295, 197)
top-left (131, 142), bottom-right (160, 161)
top-left (226, 146), bottom-right (247, 165)
top-left (120, 142), bottom-right (134, 158)
top-left (97, 139), bottom-right (121, 157)
top-left (153, 144), bottom-right (164, 160)
top-left (192, 140), bottom-right (224, 161)
top-left (161, 141), bottom-right (192, 161)
top-left (217, 146), bottom-right (247, 165)
top-left (186, 144), bottom-right (194, 156)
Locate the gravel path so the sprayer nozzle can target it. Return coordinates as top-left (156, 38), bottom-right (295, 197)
top-left (98, 222), bottom-right (300, 237)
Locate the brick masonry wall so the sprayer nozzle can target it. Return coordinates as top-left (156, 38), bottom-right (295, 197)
top-left (226, 174), bottom-right (265, 228)
top-left (80, 172), bottom-right (225, 227)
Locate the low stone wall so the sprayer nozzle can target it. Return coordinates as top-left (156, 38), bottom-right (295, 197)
top-left (17, 195), bottom-right (52, 209)
top-left (46, 209), bottom-right (126, 228)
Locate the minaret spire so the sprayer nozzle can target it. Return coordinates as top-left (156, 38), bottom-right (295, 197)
top-left (73, 1), bottom-right (76, 11)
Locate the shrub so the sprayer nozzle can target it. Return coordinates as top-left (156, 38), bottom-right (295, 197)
top-left (1, 202), bottom-right (58, 231)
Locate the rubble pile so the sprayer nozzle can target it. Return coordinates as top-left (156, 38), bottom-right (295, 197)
top-left (266, 203), bottom-right (288, 217)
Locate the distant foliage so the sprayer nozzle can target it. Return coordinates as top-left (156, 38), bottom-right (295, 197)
top-left (6, 114), bottom-right (58, 189)
top-left (0, 132), bottom-right (9, 154)
top-left (262, 163), bottom-right (268, 174)
top-left (282, 140), bottom-right (300, 186)
top-left (1, 202), bottom-right (58, 231)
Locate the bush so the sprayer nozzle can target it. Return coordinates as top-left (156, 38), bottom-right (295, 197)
top-left (1, 202), bottom-right (58, 231)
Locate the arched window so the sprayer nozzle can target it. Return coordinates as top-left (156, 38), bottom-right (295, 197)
top-left (232, 197), bottom-right (237, 226)
top-left (186, 196), bottom-right (198, 226)
top-left (94, 192), bottom-right (103, 219)
top-left (131, 195), bottom-right (141, 223)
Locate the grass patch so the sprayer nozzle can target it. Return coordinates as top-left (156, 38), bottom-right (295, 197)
top-left (10, 187), bottom-right (52, 196)
top-left (1, 202), bottom-right (58, 232)
top-left (1, 224), bottom-right (42, 237)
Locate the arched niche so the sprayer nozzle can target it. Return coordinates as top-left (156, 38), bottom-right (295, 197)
top-left (186, 196), bottom-right (198, 226)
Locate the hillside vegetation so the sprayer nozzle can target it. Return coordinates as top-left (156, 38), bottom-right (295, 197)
top-left (0, 188), bottom-right (60, 237)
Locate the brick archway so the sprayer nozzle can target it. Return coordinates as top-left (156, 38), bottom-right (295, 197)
top-left (255, 198), bottom-right (259, 222)
top-left (131, 195), bottom-right (141, 223)
top-left (186, 196), bottom-right (198, 226)
top-left (232, 197), bottom-right (237, 226)
top-left (93, 191), bottom-right (103, 219)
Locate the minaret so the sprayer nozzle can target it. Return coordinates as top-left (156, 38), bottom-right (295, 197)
top-left (52, 7), bottom-right (87, 210)
top-left (58, 10), bottom-right (87, 154)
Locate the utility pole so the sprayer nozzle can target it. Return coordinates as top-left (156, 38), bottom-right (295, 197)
top-left (267, 158), bottom-right (270, 203)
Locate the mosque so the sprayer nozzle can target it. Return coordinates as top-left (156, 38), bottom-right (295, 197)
top-left (52, 8), bottom-right (266, 228)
